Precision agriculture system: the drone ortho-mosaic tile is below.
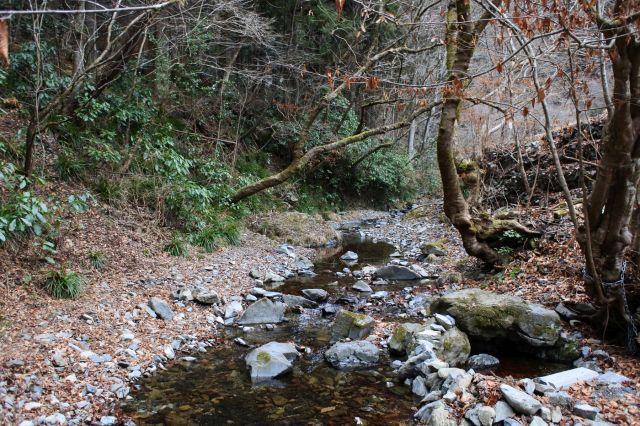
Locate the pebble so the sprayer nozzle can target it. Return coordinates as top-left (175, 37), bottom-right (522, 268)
top-left (45, 413), bottom-right (66, 425)
top-left (573, 403), bottom-right (599, 420)
top-left (100, 416), bottom-right (118, 425)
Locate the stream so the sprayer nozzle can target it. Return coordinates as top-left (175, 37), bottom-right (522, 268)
top-left (122, 232), bottom-right (567, 425)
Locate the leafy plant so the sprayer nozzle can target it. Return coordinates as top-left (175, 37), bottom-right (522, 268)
top-left (43, 268), bottom-right (85, 299)
top-left (88, 251), bottom-right (106, 269)
top-left (164, 236), bottom-right (188, 256)
top-left (192, 226), bottom-right (220, 252)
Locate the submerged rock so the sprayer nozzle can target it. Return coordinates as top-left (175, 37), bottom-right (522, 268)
top-left (245, 342), bottom-right (299, 383)
top-left (237, 298), bottom-right (286, 325)
top-left (325, 340), bottom-right (380, 369)
top-left (331, 309), bottom-right (374, 341)
top-left (282, 294), bottom-right (318, 309)
top-left (375, 265), bottom-right (422, 280)
top-left (430, 289), bottom-right (562, 347)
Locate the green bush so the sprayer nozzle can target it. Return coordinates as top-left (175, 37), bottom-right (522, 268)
top-left (192, 226), bottom-right (220, 252)
top-left (43, 268), bottom-right (85, 299)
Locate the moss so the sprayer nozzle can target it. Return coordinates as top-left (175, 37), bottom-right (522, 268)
top-left (257, 351), bottom-right (271, 364)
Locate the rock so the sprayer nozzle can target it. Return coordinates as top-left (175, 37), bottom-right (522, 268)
top-left (430, 289), bottom-right (562, 347)
top-left (499, 384), bottom-right (542, 415)
top-left (388, 323), bottom-right (427, 355)
top-left (520, 378), bottom-right (536, 395)
top-left (494, 400), bottom-right (516, 423)
top-left (551, 406), bottom-right (562, 423)
top-left (195, 290), bottom-right (219, 305)
top-left (421, 242), bottom-right (447, 257)
top-left (421, 390), bottom-right (443, 403)
top-left (224, 301), bottom-right (243, 325)
top-left (100, 416), bottom-right (118, 425)
top-left (477, 406), bottom-right (495, 426)
top-left (282, 294), bottom-right (318, 309)
top-left (537, 367), bottom-right (599, 389)
top-left (340, 251), bottom-right (359, 261)
top-left (352, 280), bottom-right (372, 292)
top-left (415, 401), bottom-right (444, 421)
top-left (293, 255), bottom-right (314, 271)
top-left (172, 287), bottom-right (194, 301)
top-left (434, 313), bottom-right (455, 330)
top-left (530, 416), bottom-right (548, 426)
top-left (331, 310), bottom-right (374, 340)
top-left (148, 297), bottom-right (174, 320)
top-left (370, 291), bottom-right (388, 299)
top-left (238, 298), bottom-right (286, 325)
top-left (412, 376), bottom-right (428, 397)
top-left (427, 406), bottom-right (456, 426)
top-left (325, 340), bottom-right (380, 369)
top-left (275, 244), bottom-right (296, 257)
top-left (51, 351), bottom-right (67, 367)
top-left (597, 371), bottom-right (630, 384)
top-left (436, 327), bottom-right (470, 367)
top-left (573, 403), bottom-right (599, 420)
top-left (503, 419), bottom-right (523, 426)
top-left (322, 305), bottom-right (338, 316)
top-left (264, 272), bottom-right (285, 283)
top-left (249, 269), bottom-right (263, 279)
top-left (245, 342), bottom-right (299, 383)
top-left (301, 288), bottom-right (328, 302)
top-left (544, 391), bottom-right (575, 408)
top-left (375, 265), bottom-right (422, 280)
top-left (467, 354), bottom-right (499, 370)
top-left (45, 413), bottom-right (66, 425)
top-left (538, 406), bottom-right (552, 422)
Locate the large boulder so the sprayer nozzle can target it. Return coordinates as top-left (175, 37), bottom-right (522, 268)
top-left (245, 342), bottom-right (299, 383)
top-left (237, 298), bottom-right (286, 325)
top-left (436, 327), bottom-right (471, 367)
top-left (430, 289), bottom-right (561, 347)
top-left (499, 384), bottom-right (542, 415)
top-left (375, 265), bottom-right (423, 280)
top-left (331, 310), bottom-right (374, 341)
top-left (325, 341), bottom-right (380, 369)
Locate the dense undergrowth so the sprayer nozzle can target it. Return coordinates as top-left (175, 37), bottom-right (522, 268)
top-left (0, 40), bottom-right (441, 284)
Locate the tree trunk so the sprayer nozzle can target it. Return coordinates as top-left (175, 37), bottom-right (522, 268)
top-left (578, 28), bottom-right (639, 289)
top-left (434, 0), bottom-right (501, 265)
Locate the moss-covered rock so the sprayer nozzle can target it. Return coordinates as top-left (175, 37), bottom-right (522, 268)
top-left (388, 323), bottom-right (428, 355)
top-left (430, 289), bottom-right (561, 347)
top-left (331, 310), bottom-right (375, 341)
top-left (249, 211), bottom-right (340, 247)
top-left (421, 240), bottom-right (448, 256)
top-left (403, 205), bottom-right (431, 220)
top-left (436, 327), bottom-right (471, 367)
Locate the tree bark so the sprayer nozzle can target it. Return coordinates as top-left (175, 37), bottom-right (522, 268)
top-left (434, 0), bottom-right (502, 265)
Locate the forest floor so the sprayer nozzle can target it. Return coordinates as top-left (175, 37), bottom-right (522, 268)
top-left (0, 196), bottom-right (639, 425)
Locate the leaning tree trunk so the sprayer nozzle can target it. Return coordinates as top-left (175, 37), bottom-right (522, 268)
top-left (577, 18), bottom-right (640, 314)
top-left (434, 0), bottom-right (503, 265)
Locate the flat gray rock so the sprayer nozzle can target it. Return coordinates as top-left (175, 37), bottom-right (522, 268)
top-left (494, 400), bottom-right (516, 423)
top-left (238, 298), bottom-right (286, 325)
top-left (340, 251), bottom-right (358, 261)
top-left (537, 367), bottom-right (599, 389)
top-left (148, 297), bottom-right (173, 320)
top-left (194, 290), bottom-right (219, 305)
top-left (467, 354), bottom-right (499, 370)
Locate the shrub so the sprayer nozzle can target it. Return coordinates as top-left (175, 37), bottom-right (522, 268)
top-left (191, 226), bottom-right (220, 253)
top-left (164, 236), bottom-right (188, 256)
top-left (88, 251), bottom-right (106, 269)
top-left (43, 268), bottom-right (85, 299)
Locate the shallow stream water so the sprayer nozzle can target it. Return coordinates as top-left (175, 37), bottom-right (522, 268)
top-left (123, 233), bottom-right (567, 425)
